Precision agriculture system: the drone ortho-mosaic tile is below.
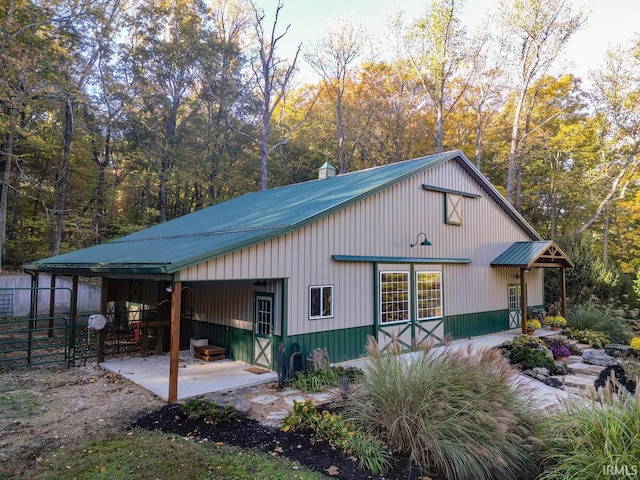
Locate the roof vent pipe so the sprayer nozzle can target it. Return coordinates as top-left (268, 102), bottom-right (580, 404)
top-left (318, 161), bottom-right (337, 179)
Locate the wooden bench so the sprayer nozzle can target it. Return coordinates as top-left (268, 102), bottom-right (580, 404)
top-left (194, 344), bottom-right (226, 362)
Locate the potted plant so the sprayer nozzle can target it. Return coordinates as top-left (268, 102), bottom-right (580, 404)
top-left (525, 319), bottom-right (541, 336)
top-left (549, 343), bottom-right (571, 361)
top-left (543, 315), bottom-right (567, 331)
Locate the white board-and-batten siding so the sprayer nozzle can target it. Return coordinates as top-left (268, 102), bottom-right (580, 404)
top-left (178, 160), bottom-right (542, 336)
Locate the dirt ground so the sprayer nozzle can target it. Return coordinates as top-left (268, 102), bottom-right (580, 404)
top-left (0, 362), bottom-right (427, 480)
top-left (0, 363), bottom-right (163, 478)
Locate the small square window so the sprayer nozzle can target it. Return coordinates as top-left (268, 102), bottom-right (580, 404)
top-left (309, 285), bottom-right (333, 319)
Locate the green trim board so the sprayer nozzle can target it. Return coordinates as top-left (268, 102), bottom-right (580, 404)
top-left (333, 255), bottom-right (471, 264)
top-left (421, 184), bottom-right (481, 198)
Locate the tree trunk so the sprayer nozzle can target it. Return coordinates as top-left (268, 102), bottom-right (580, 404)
top-left (507, 88), bottom-right (527, 205)
top-left (602, 210), bottom-right (609, 263)
top-left (336, 96), bottom-right (345, 173)
top-left (0, 108), bottom-right (16, 270)
top-left (51, 99), bottom-right (73, 257)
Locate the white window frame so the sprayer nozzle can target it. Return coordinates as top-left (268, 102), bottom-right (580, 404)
top-left (415, 271), bottom-right (443, 320)
top-left (309, 285), bottom-right (333, 319)
top-left (379, 271), bottom-right (410, 324)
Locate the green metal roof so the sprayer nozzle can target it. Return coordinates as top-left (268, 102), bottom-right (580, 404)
top-left (23, 150), bottom-right (542, 276)
top-left (491, 241), bottom-right (574, 268)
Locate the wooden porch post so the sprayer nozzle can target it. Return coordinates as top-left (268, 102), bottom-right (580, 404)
top-left (560, 267), bottom-right (567, 319)
top-left (168, 281), bottom-right (181, 403)
top-left (97, 277), bottom-right (109, 364)
top-left (520, 267), bottom-right (527, 334)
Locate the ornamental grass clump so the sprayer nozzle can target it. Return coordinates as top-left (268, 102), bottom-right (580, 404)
top-left (566, 305), bottom-right (633, 343)
top-left (342, 338), bottom-right (540, 480)
top-left (536, 386), bottom-right (640, 480)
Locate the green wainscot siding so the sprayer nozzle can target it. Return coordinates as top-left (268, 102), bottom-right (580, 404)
top-left (284, 325), bottom-right (375, 364)
top-left (444, 310), bottom-right (510, 339)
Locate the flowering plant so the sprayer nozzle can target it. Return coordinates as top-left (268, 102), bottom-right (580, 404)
top-left (631, 337), bottom-right (640, 353)
top-left (543, 315), bottom-right (567, 327)
top-left (549, 343), bottom-right (571, 359)
top-left (525, 319), bottom-right (541, 331)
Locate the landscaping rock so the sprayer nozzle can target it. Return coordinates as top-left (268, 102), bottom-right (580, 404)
top-left (305, 348), bottom-right (330, 372)
top-left (582, 349), bottom-right (619, 367)
top-left (594, 364), bottom-right (637, 395)
top-left (532, 367), bottom-right (550, 377)
top-left (604, 344), bottom-right (632, 358)
top-left (543, 377), bottom-right (564, 389)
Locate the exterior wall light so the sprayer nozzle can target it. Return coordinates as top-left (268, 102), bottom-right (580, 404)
top-left (410, 232), bottom-right (432, 247)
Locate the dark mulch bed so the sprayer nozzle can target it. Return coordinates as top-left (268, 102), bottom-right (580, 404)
top-left (132, 403), bottom-right (433, 480)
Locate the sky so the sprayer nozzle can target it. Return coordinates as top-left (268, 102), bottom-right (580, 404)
top-left (253, 0), bottom-right (640, 84)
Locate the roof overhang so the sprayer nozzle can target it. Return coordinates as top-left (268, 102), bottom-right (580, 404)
top-left (491, 241), bottom-right (574, 269)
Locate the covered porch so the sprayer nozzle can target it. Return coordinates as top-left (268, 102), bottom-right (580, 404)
top-left (492, 241), bottom-right (574, 333)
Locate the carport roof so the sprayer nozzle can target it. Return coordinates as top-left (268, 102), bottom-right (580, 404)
top-left (23, 150), bottom-right (541, 276)
top-left (491, 241), bottom-right (574, 268)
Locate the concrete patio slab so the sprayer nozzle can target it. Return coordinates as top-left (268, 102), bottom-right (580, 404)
top-left (101, 351), bottom-right (277, 401)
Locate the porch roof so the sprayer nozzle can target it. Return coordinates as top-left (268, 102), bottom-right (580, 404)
top-left (491, 241), bottom-right (574, 268)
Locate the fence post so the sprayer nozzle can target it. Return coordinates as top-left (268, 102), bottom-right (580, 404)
top-left (48, 275), bottom-right (56, 337)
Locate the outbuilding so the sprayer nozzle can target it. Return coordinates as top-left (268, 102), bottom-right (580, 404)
top-left (24, 150), bottom-right (572, 401)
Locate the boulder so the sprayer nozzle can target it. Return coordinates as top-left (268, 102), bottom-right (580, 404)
top-left (604, 344), bottom-right (633, 358)
top-left (582, 348), bottom-right (619, 367)
top-left (543, 376), bottom-right (564, 389)
top-left (305, 347), bottom-right (330, 373)
top-left (594, 364), bottom-right (636, 395)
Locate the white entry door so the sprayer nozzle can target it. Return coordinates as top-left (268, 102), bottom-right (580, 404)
top-left (253, 294), bottom-right (274, 369)
top-left (508, 284), bottom-right (521, 329)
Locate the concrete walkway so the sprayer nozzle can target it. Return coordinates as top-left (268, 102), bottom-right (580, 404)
top-left (101, 328), bottom-right (597, 414)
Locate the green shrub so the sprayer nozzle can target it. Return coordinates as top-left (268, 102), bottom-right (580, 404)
top-left (281, 400), bottom-right (391, 474)
top-left (566, 306), bottom-right (632, 343)
top-left (288, 366), bottom-right (363, 393)
top-left (565, 328), bottom-right (611, 348)
top-left (500, 334), bottom-right (547, 351)
top-left (182, 399), bottom-right (236, 423)
top-left (342, 338), bottom-right (539, 480)
top-left (510, 346), bottom-right (558, 372)
top-left (536, 388), bottom-right (640, 480)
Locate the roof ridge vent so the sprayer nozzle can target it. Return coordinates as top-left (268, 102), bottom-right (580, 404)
top-left (318, 161), bottom-right (337, 179)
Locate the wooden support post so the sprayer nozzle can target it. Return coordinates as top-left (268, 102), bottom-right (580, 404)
top-left (560, 267), bottom-right (567, 319)
top-left (48, 275), bottom-right (56, 337)
top-left (97, 278), bottom-right (109, 364)
top-left (520, 267), bottom-right (527, 334)
top-left (168, 281), bottom-right (181, 403)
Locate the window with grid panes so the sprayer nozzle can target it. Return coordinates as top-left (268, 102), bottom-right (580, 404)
top-left (416, 271), bottom-right (442, 320)
top-left (380, 272), bottom-right (410, 323)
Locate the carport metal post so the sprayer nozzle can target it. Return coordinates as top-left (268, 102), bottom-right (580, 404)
top-left (168, 281), bottom-right (182, 403)
top-left (48, 274), bottom-right (56, 337)
top-left (520, 267), bottom-right (527, 334)
top-left (97, 278), bottom-right (109, 364)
